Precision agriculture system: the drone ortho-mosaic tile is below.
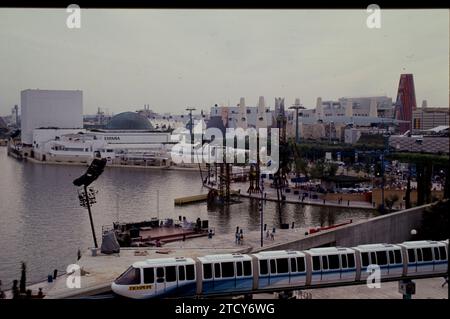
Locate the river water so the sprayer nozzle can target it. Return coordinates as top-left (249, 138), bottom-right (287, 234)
top-left (0, 147), bottom-right (376, 287)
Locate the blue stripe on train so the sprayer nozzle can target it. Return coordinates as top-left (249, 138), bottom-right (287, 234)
top-left (258, 273), bottom-right (306, 288)
top-left (312, 268), bottom-right (356, 275)
top-left (408, 260), bottom-right (448, 267)
top-left (360, 264), bottom-right (403, 271)
top-left (202, 278), bottom-right (253, 294)
top-left (154, 282), bottom-right (197, 298)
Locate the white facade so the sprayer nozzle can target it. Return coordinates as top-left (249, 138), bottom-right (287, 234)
top-left (21, 89), bottom-right (83, 145)
top-left (32, 129), bottom-right (172, 164)
top-left (209, 97), bottom-right (272, 130)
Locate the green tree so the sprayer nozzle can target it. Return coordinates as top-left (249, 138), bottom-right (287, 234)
top-left (384, 194), bottom-right (399, 212)
top-left (310, 161), bottom-right (325, 179)
top-left (294, 158), bottom-right (309, 178)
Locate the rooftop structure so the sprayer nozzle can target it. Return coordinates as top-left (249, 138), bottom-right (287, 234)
top-left (105, 112), bottom-right (154, 130)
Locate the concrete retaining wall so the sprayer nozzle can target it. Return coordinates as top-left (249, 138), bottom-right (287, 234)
top-left (257, 203), bottom-right (434, 252)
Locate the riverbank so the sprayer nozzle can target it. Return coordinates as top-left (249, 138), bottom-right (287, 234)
top-left (23, 155), bottom-right (207, 172)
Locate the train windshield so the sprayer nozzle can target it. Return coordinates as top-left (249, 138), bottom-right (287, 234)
top-left (115, 266), bottom-right (141, 285)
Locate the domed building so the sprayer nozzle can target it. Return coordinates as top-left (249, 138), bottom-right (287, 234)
top-left (31, 111), bottom-right (171, 165)
top-left (105, 112), bottom-right (153, 130)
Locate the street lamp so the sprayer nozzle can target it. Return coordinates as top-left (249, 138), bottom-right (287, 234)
top-left (186, 107), bottom-right (196, 162)
top-left (289, 101), bottom-right (305, 144)
top-left (73, 152), bottom-right (107, 248)
top-left (185, 107), bottom-right (196, 142)
top-left (329, 121), bottom-right (334, 144)
top-left (260, 175), bottom-right (265, 248)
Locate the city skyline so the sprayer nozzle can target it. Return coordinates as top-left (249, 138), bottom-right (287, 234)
top-left (0, 9), bottom-right (448, 116)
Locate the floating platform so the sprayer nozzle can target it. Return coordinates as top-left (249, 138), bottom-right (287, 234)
top-left (174, 194), bottom-right (208, 205)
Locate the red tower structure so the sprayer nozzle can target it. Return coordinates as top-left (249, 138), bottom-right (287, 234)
top-left (395, 74), bottom-right (417, 134)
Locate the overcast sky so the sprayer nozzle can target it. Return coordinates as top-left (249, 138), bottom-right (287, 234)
top-left (0, 9), bottom-right (448, 116)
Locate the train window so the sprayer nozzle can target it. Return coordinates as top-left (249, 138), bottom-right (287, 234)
top-left (347, 254), bottom-right (355, 268)
top-left (276, 258), bottom-right (289, 274)
top-left (376, 251), bottom-right (387, 265)
top-left (236, 262), bottom-right (243, 276)
top-left (221, 262), bottom-right (235, 278)
top-left (408, 249), bottom-right (416, 263)
top-left (143, 267), bottom-right (154, 284)
top-left (422, 248), bottom-right (432, 262)
top-left (341, 254), bottom-right (348, 268)
top-left (433, 247), bottom-right (440, 260)
top-left (312, 256), bottom-right (320, 271)
top-left (370, 252), bottom-right (377, 265)
top-left (270, 259), bottom-right (277, 274)
top-left (214, 263), bottom-right (221, 278)
top-left (394, 250), bottom-right (402, 264)
top-left (290, 258), bottom-right (297, 272)
top-left (156, 267), bottom-right (165, 283)
top-left (417, 249), bottom-right (423, 262)
top-left (243, 261), bottom-right (252, 276)
top-left (178, 266), bottom-right (185, 281)
top-left (165, 266), bottom-right (176, 282)
top-left (328, 255), bottom-right (340, 269)
top-left (260, 260), bottom-right (268, 275)
top-left (388, 251), bottom-right (395, 264)
top-left (115, 266), bottom-right (141, 285)
top-left (297, 257), bottom-right (305, 272)
top-left (186, 265), bottom-right (195, 280)
top-left (439, 246), bottom-right (447, 260)
top-left (361, 252), bottom-right (369, 267)
top-left (321, 256), bottom-right (329, 270)
top-left (203, 264), bottom-right (212, 279)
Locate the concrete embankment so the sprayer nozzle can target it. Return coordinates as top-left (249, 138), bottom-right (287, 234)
top-left (254, 203), bottom-right (434, 252)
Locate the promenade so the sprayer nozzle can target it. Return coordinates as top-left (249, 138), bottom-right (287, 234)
top-left (227, 181), bottom-right (376, 210)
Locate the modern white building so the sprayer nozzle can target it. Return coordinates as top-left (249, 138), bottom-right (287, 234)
top-left (299, 96), bottom-right (394, 123)
top-left (21, 89), bottom-right (83, 145)
top-left (31, 112), bottom-right (172, 166)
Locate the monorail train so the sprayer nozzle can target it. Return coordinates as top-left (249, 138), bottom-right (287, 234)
top-left (111, 240), bottom-right (448, 299)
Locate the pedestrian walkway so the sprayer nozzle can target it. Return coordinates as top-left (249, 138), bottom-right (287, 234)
top-left (230, 181), bottom-right (376, 210)
top-left (165, 226), bottom-right (312, 253)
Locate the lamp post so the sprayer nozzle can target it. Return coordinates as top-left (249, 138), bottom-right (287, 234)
top-left (329, 121), bottom-right (334, 144)
top-left (260, 175), bottom-right (264, 247)
top-left (186, 107), bottom-right (196, 142)
top-left (186, 107), bottom-right (196, 162)
top-left (78, 186), bottom-right (99, 248)
top-left (73, 152), bottom-right (107, 249)
top-left (289, 102), bottom-right (305, 144)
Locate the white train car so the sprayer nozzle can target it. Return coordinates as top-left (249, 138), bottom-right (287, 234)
top-left (398, 240), bottom-right (448, 276)
top-left (197, 253), bottom-right (253, 295)
top-left (111, 257), bottom-right (196, 299)
top-left (252, 250), bottom-right (307, 289)
top-left (352, 243), bottom-right (404, 281)
top-left (303, 247), bottom-right (356, 285)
